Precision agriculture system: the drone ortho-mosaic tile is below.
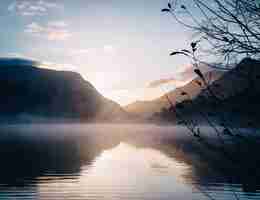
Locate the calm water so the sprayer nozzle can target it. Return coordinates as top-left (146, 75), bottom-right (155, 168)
top-left (0, 124), bottom-right (259, 200)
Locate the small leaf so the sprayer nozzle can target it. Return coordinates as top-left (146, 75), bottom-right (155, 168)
top-left (161, 8), bottom-right (170, 12)
top-left (191, 40), bottom-right (200, 52)
top-left (170, 51), bottom-right (189, 57)
top-left (194, 69), bottom-right (204, 79)
top-left (191, 42), bottom-right (196, 48)
top-left (194, 128), bottom-right (201, 137)
top-left (223, 37), bottom-right (229, 42)
top-left (181, 5), bottom-right (186, 9)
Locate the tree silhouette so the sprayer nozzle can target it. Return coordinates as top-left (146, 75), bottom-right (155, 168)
top-left (162, 0), bottom-right (260, 64)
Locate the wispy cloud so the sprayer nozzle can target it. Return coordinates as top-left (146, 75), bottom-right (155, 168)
top-left (147, 64), bottom-right (198, 89)
top-left (147, 78), bottom-right (186, 88)
top-left (8, 0), bottom-right (63, 16)
top-left (147, 63), bottom-right (212, 89)
top-left (24, 21), bottom-right (71, 41)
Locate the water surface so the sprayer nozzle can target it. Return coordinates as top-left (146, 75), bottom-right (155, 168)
top-left (0, 124), bottom-right (259, 200)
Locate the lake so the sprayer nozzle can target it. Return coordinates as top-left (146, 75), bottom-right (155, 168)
top-left (0, 124), bottom-right (259, 200)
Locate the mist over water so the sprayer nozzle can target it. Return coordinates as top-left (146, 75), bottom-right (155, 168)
top-left (0, 124), bottom-right (259, 200)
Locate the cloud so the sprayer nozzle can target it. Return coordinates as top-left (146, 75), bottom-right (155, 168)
top-left (24, 21), bottom-right (71, 41)
top-left (8, 0), bottom-right (63, 16)
top-left (147, 64), bottom-right (195, 88)
top-left (147, 62), bottom-right (213, 89)
top-left (47, 30), bottom-right (71, 41)
top-left (146, 64), bottom-right (194, 89)
top-left (178, 62), bottom-right (212, 80)
top-left (147, 78), bottom-right (186, 88)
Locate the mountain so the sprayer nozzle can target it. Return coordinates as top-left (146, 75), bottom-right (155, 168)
top-left (0, 58), bottom-right (126, 122)
top-left (139, 58), bottom-right (260, 125)
top-left (125, 70), bottom-right (224, 118)
top-left (198, 58), bottom-right (260, 99)
top-left (187, 58), bottom-right (260, 124)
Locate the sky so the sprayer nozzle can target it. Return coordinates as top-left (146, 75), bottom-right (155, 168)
top-left (0, 0), bottom-right (198, 105)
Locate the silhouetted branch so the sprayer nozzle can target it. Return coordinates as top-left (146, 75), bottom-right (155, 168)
top-left (162, 0), bottom-right (260, 64)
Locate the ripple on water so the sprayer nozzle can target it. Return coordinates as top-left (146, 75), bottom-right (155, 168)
top-left (0, 125), bottom-right (259, 200)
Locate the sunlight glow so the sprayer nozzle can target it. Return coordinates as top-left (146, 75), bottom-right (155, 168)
top-left (38, 143), bottom-right (192, 199)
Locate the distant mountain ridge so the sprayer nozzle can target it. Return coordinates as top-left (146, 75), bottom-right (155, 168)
top-left (187, 58), bottom-right (260, 124)
top-left (0, 58), bottom-right (126, 122)
top-left (125, 69), bottom-right (225, 118)
top-left (126, 58), bottom-right (260, 125)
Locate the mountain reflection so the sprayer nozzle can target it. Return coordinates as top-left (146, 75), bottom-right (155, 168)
top-left (0, 124), bottom-right (259, 200)
top-left (37, 142), bottom-right (194, 200)
top-left (0, 124), bottom-right (121, 187)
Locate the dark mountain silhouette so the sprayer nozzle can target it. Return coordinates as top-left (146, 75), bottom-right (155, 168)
top-left (0, 58), bottom-right (126, 122)
top-left (133, 58), bottom-right (260, 125)
top-left (125, 70), bottom-right (224, 118)
top-left (0, 58), bottom-right (40, 67)
top-left (185, 58), bottom-right (260, 125)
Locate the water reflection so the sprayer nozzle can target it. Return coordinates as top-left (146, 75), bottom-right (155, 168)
top-left (36, 142), bottom-right (195, 200)
top-left (0, 124), bottom-right (259, 200)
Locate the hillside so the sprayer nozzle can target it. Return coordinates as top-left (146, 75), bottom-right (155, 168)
top-left (125, 70), bottom-right (224, 118)
top-left (198, 58), bottom-right (260, 99)
top-left (0, 58), bottom-right (126, 122)
top-left (189, 58), bottom-right (260, 124)
top-left (149, 58), bottom-right (260, 125)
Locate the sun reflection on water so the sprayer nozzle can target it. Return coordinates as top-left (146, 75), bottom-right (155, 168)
top-left (38, 142), bottom-right (194, 200)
